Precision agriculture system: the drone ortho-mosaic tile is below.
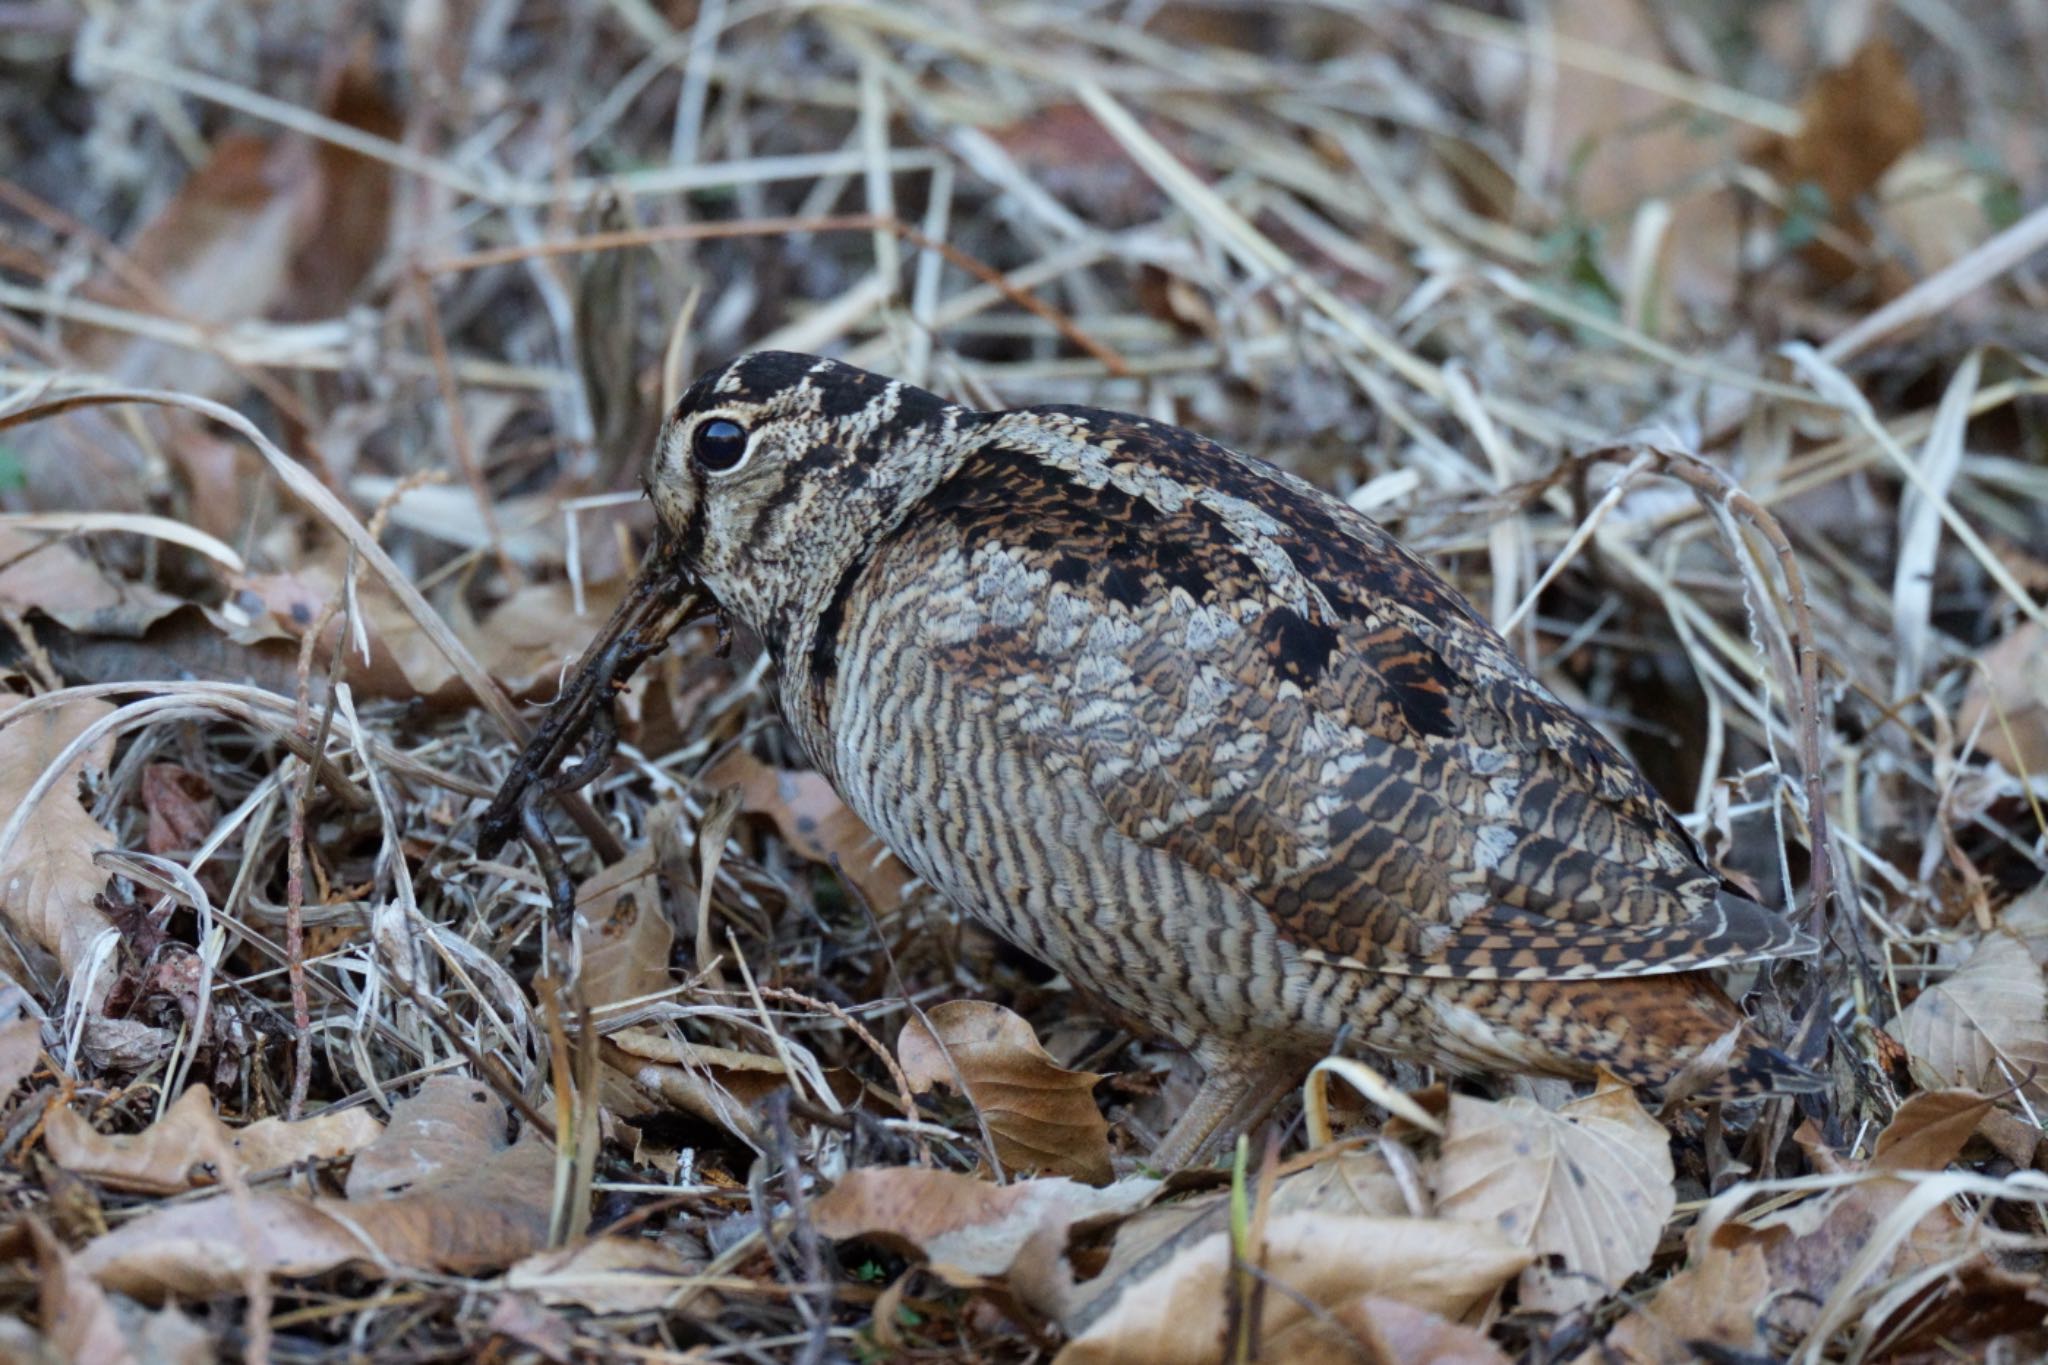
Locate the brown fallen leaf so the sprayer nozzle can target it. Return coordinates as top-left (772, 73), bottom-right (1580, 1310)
top-left (1284, 1293), bottom-right (1510, 1365)
top-left (1015, 1144), bottom-right (1413, 1331)
top-left (1959, 622), bottom-right (2048, 778)
top-left (0, 1015), bottom-right (44, 1095)
top-left (224, 566), bottom-right (645, 707)
top-left (1888, 932), bottom-right (2048, 1104)
top-left (77, 1016), bottom-right (176, 1074)
top-left (221, 1101), bottom-right (378, 1180)
top-left (812, 1167), bottom-right (1158, 1280)
top-left (1433, 1075), bottom-right (1675, 1314)
top-left (222, 567), bottom-right (452, 702)
top-left (79, 134), bottom-right (314, 392)
top-left (1861, 1257), bottom-right (2048, 1361)
top-left (899, 1000), bottom-right (1112, 1184)
top-left (31, 606), bottom-right (309, 709)
top-left (30, 1216), bottom-right (216, 1365)
top-left (1602, 1243), bottom-right (1772, 1364)
top-left (574, 845), bottom-right (674, 1008)
top-left (466, 579), bottom-right (639, 699)
top-left (503, 1235), bottom-right (706, 1314)
top-left (20, 132), bottom-right (319, 515)
top-left (1870, 1088), bottom-right (1998, 1170)
top-left (1507, 0), bottom-right (1750, 324)
top-left (0, 695), bottom-right (120, 987)
top-left (988, 102), bottom-right (1168, 226)
top-left (340, 1129), bottom-right (557, 1277)
top-left (1878, 148), bottom-right (2004, 282)
top-left (31, 1214), bottom-right (130, 1365)
top-left (704, 750), bottom-right (915, 912)
top-left (0, 527), bottom-right (182, 640)
top-left (1702, 1090), bottom-right (1994, 1345)
top-left (75, 1080), bottom-right (553, 1297)
top-left (74, 1188), bottom-right (366, 1301)
top-left (163, 427), bottom-right (250, 545)
top-left (1054, 1214), bottom-right (1529, 1364)
top-left (286, 39), bottom-right (398, 319)
top-left (44, 1085), bottom-right (383, 1195)
top-left (344, 1075), bottom-right (509, 1199)
top-left (483, 1293), bottom-right (577, 1363)
top-left (140, 762), bottom-right (218, 857)
top-left (600, 1029), bottom-right (793, 1145)
top-left (1750, 38), bottom-right (1926, 288)
top-left (1265, 1146), bottom-right (1414, 1221)
top-left (33, 52), bottom-right (394, 522)
top-left (2001, 883), bottom-right (2048, 965)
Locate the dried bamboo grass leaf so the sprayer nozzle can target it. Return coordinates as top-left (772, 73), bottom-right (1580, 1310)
top-left (1891, 352), bottom-right (1978, 698)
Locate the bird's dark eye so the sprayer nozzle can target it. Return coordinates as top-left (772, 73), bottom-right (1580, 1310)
top-left (692, 418), bottom-right (750, 472)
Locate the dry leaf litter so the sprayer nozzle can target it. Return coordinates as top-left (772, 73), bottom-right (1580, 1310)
top-left (0, 1), bottom-right (2045, 1361)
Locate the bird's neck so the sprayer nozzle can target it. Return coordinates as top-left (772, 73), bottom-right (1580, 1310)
top-left (755, 412), bottom-right (990, 765)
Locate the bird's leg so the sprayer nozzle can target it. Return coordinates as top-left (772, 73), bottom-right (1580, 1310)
top-left (1150, 1047), bottom-right (1307, 1170)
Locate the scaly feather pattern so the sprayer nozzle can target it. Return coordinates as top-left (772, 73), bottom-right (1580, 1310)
top-left (637, 351), bottom-right (1820, 1160)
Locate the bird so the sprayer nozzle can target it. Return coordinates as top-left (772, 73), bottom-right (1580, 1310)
top-left (618, 349), bottom-right (1819, 1165)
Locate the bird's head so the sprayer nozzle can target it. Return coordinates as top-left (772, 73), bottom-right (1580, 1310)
top-left (476, 352), bottom-right (972, 881)
top-left (644, 351), bottom-right (974, 647)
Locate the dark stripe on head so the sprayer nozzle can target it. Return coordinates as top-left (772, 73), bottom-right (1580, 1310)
top-left (726, 351), bottom-right (819, 402)
top-left (808, 555), bottom-right (864, 693)
top-left (805, 360), bottom-right (956, 439)
top-left (677, 457), bottom-right (710, 569)
top-left (813, 364), bottom-right (886, 419)
top-left (671, 352), bottom-right (817, 421)
top-left (671, 370), bottom-right (723, 422)
top-left (882, 382), bottom-right (954, 434)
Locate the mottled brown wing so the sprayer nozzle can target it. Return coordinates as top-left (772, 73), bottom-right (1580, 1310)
top-left (877, 409), bottom-right (1808, 981)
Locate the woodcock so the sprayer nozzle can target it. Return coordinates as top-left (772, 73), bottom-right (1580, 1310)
top-left (514, 350), bottom-right (1821, 1165)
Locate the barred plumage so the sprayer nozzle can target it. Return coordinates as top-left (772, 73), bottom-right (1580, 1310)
top-left (631, 350), bottom-right (1819, 1163)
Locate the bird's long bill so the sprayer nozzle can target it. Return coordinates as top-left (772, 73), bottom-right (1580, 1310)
top-left (475, 540), bottom-right (705, 913)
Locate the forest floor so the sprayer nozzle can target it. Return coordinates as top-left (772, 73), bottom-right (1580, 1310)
top-left (2, 1), bottom-right (2047, 1360)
